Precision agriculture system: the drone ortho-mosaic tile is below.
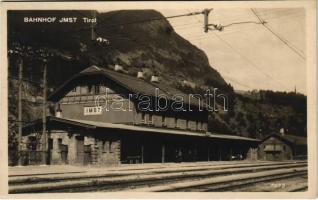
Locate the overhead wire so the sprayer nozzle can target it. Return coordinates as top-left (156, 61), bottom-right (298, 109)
top-left (211, 31), bottom-right (291, 90)
top-left (250, 8), bottom-right (305, 60)
top-left (222, 75), bottom-right (254, 90)
top-left (176, 12), bottom-right (304, 38)
top-left (183, 9), bottom-right (290, 90)
top-left (186, 10), bottom-right (257, 90)
top-left (222, 21), bottom-right (264, 28)
top-left (212, 8), bottom-right (303, 24)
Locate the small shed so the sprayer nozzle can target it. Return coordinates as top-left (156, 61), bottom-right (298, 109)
top-left (258, 133), bottom-right (307, 161)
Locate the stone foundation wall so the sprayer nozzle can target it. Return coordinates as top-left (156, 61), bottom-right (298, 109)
top-left (48, 130), bottom-right (121, 166)
top-left (92, 136), bottom-right (121, 165)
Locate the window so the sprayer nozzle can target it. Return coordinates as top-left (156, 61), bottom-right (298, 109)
top-left (103, 140), bottom-right (107, 152)
top-left (141, 113), bottom-right (146, 123)
top-left (196, 121), bottom-right (198, 130)
top-left (94, 84), bottom-right (100, 94)
top-left (58, 138), bottom-right (62, 149)
top-left (109, 140), bottom-right (113, 153)
top-left (186, 120), bottom-right (190, 129)
top-left (28, 136), bottom-right (37, 150)
top-left (200, 122), bottom-right (203, 130)
top-left (88, 85), bottom-right (93, 94)
top-left (174, 117), bottom-right (178, 128)
top-left (162, 116), bottom-right (166, 126)
top-left (149, 114), bottom-right (153, 125)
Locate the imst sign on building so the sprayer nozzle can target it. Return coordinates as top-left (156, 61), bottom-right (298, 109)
top-left (84, 106), bottom-right (103, 115)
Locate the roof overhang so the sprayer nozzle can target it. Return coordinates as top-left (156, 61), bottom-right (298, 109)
top-left (22, 116), bottom-right (96, 134)
top-left (23, 117), bottom-right (260, 142)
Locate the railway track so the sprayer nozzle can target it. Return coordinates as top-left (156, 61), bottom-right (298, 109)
top-left (9, 161), bottom-right (307, 193)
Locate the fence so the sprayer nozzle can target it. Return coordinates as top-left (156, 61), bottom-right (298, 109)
top-left (8, 150), bottom-right (49, 166)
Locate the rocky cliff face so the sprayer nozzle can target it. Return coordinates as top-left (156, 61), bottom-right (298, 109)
top-left (8, 10), bottom-right (231, 93)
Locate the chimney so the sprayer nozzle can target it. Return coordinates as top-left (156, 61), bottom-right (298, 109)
top-left (137, 71), bottom-right (144, 79)
top-left (114, 64), bottom-right (124, 72)
top-left (150, 75), bottom-right (159, 83)
top-left (55, 104), bottom-right (62, 118)
top-left (280, 128), bottom-right (285, 136)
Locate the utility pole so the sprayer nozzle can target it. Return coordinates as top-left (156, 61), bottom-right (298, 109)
top-left (42, 60), bottom-right (47, 164)
top-left (91, 10), bottom-right (96, 41)
top-left (203, 9), bottom-right (212, 33)
top-left (17, 57), bottom-right (23, 166)
top-left (203, 8), bottom-right (223, 32)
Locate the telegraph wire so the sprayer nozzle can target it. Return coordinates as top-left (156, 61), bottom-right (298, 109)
top-left (181, 25), bottom-right (254, 89)
top-left (176, 13), bottom-right (303, 38)
top-left (250, 8), bottom-right (305, 60)
top-left (187, 9), bottom-right (255, 90)
top-left (174, 8), bottom-right (303, 37)
top-left (222, 75), bottom-right (254, 90)
top-left (222, 21), bottom-right (263, 28)
top-left (211, 32), bottom-right (290, 90)
top-left (185, 9), bottom-right (290, 91)
top-left (188, 9), bottom-right (288, 91)
top-left (210, 9), bottom-right (302, 25)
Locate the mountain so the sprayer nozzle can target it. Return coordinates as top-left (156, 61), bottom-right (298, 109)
top-left (8, 10), bottom-right (232, 92)
top-left (7, 10), bottom-right (306, 141)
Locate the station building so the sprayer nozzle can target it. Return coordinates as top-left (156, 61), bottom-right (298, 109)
top-left (21, 65), bottom-right (259, 166)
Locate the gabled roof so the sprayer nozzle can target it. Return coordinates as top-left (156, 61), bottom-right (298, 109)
top-left (261, 133), bottom-right (307, 146)
top-left (23, 117), bottom-right (260, 142)
top-left (283, 134), bottom-right (307, 145)
top-left (48, 65), bottom-right (202, 108)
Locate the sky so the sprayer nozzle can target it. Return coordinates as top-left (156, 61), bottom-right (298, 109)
top-left (160, 8), bottom-right (306, 94)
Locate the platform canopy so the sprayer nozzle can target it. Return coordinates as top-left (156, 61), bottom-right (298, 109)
top-left (23, 116), bottom-right (260, 142)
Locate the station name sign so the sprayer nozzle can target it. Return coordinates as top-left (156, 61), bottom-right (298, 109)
top-left (84, 106), bottom-right (103, 115)
top-left (23, 17), bottom-right (97, 23)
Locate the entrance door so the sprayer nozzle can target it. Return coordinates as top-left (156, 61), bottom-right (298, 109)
top-left (47, 138), bottom-right (53, 165)
top-left (76, 136), bottom-right (84, 164)
top-left (83, 145), bottom-right (91, 165)
top-left (60, 145), bottom-right (68, 164)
